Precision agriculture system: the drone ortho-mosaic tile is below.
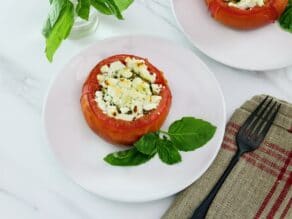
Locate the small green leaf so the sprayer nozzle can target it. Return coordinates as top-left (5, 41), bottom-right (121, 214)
top-left (104, 148), bottom-right (154, 166)
top-left (157, 139), bottom-right (181, 165)
top-left (42, 0), bottom-right (67, 37)
top-left (90, 0), bottom-right (132, 19)
top-left (279, 3), bottom-right (292, 33)
top-left (104, 0), bottom-right (124, 19)
top-left (168, 117), bottom-right (216, 151)
top-left (134, 132), bottom-right (159, 155)
top-left (76, 0), bottom-right (91, 20)
top-left (114, 0), bottom-right (134, 11)
top-left (44, 0), bottom-right (74, 62)
top-left (91, 0), bottom-right (113, 15)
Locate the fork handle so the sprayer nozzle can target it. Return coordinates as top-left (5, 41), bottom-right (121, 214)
top-left (191, 151), bottom-right (241, 219)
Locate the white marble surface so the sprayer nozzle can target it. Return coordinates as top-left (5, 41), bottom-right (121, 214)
top-left (0, 0), bottom-right (291, 218)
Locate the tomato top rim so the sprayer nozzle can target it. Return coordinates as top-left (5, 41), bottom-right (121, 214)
top-left (208, 0), bottom-right (280, 15)
top-left (81, 54), bottom-right (172, 130)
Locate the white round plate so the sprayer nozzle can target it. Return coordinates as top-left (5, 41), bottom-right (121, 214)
top-left (43, 35), bottom-right (226, 202)
top-left (171, 0), bottom-right (292, 71)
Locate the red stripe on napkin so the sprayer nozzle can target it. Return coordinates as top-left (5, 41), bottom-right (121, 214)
top-left (254, 152), bottom-right (292, 219)
top-left (224, 135), bottom-right (288, 163)
top-left (264, 141), bottom-right (290, 156)
top-left (267, 163), bottom-right (292, 218)
top-left (221, 143), bottom-right (289, 181)
top-left (280, 198), bottom-right (292, 219)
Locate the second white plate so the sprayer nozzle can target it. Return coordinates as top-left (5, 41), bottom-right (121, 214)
top-left (43, 35), bottom-right (225, 202)
top-left (172, 0), bottom-right (292, 71)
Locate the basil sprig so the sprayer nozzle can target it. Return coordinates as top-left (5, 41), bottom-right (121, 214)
top-left (279, 0), bottom-right (292, 32)
top-left (43, 0), bottom-right (75, 62)
top-left (43, 0), bottom-right (134, 62)
top-left (104, 148), bottom-right (154, 166)
top-left (104, 117), bottom-right (216, 166)
top-left (76, 0), bottom-right (91, 20)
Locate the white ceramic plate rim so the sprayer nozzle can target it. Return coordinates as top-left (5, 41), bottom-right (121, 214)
top-left (42, 35), bottom-right (226, 202)
top-left (170, 0), bottom-right (292, 71)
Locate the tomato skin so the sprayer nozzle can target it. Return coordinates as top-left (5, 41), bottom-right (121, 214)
top-left (80, 54), bottom-right (172, 145)
top-left (205, 0), bottom-right (288, 29)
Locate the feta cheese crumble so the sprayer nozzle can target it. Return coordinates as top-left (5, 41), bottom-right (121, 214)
top-left (95, 57), bottom-right (163, 121)
top-left (227, 0), bottom-right (265, 10)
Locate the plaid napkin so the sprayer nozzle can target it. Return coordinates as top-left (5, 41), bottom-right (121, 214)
top-left (162, 95), bottom-right (292, 219)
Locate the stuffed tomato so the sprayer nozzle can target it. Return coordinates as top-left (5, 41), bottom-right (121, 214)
top-left (205, 0), bottom-right (288, 29)
top-left (81, 54), bottom-right (172, 145)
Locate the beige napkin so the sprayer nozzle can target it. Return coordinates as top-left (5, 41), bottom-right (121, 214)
top-left (162, 95), bottom-right (292, 219)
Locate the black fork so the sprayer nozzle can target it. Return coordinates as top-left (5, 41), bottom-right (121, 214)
top-left (191, 96), bottom-right (281, 219)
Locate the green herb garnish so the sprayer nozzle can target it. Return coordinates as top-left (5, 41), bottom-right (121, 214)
top-left (279, 0), bottom-right (292, 32)
top-left (134, 132), bottom-right (158, 156)
top-left (104, 117), bottom-right (217, 166)
top-left (156, 139), bottom-right (182, 165)
top-left (104, 148), bottom-right (154, 166)
top-left (168, 117), bottom-right (217, 151)
top-left (43, 0), bottom-right (75, 62)
top-left (76, 0), bottom-right (91, 20)
top-left (43, 0), bottom-right (134, 62)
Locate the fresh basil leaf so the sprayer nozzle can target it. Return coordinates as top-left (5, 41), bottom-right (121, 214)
top-left (90, 0), bottom-right (128, 19)
top-left (168, 117), bottom-right (216, 151)
top-left (43, 0), bottom-right (67, 37)
top-left (157, 139), bottom-right (182, 165)
top-left (76, 0), bottom-right (91, 20)
top-left (91, 0), bottom-right (113, 15)
top-left (104, 148), bottom-right (154, 166)
top-left (114, 0), bottom-right (134, 11)
top-left (279, 3), bottom-right (292, 33)
top-left (45, 0), bottom-right (74, 62)
top-left (134, 132), bottom-right (159, 155)
top-left (104, 0), bottom-right (123, 19)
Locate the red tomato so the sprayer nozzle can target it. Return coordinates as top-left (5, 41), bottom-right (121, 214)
top-left (205, 0), bottom-right (288, 29)
top-left (80, 54), bottom-right (172, 145)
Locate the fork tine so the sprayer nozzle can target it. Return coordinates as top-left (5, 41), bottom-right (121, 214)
top-left (259, 103), bottom-right (281, 138)
top-left (248, 97), bottom-right (274, 133)
top-left (253, 101), bottom-right (277, 135)
top-left (239, 96), bottom-right (269, 132)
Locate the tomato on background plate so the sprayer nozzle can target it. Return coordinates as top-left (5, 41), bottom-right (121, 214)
top-left (206, 0), bottom-right (288, 29)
